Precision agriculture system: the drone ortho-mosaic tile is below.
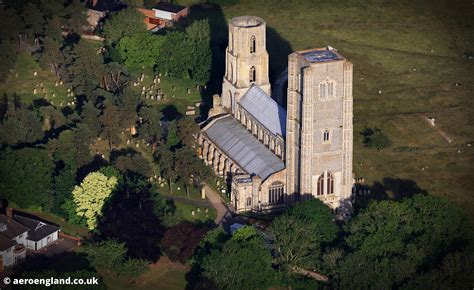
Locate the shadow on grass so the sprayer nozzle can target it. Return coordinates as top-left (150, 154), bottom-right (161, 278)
top-left (354, 177), bottom-right (428, 213)
top-left (14, 251), bottom-right (95, 275)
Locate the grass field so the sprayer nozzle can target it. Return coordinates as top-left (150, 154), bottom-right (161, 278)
top-left (100, 257), bottom-right (189, 290)
top-left (189, 0), bottom-right (474, 217)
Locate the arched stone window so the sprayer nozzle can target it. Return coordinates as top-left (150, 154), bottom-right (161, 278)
top-left (250, 35), bottom-right (256, 53)
top-left (249, 66), bottom-right (256, 83)
top-left (269, 182), bottom-right (284, 204)
top-left (327, 172), bottom-right (335, 194)
top-left (317, 174), bottom-right (324, 196)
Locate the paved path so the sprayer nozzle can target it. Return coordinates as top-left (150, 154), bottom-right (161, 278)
top-left (203, 184), bottom-right (233, 225)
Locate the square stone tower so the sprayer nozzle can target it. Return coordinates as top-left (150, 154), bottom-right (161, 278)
top-left (286, 47), bottom-right (353, 209)
top-left (222, 16), bottom-right (271, 113)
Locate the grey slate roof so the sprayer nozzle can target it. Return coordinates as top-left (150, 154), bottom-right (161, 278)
top-left (203, 115), bottom-right (285, 181)
top-left (0, 214), bottom-right (29, 240)
top-left (239, 85), bottom-right (287, 138)
top-left (14, 215), bottom-right (59, 242)
top-left (0, 235), bottom-right (15, 251)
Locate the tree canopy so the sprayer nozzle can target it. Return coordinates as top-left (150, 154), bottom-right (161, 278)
top-left (103, 8), bottom-right (147, 44)
top-left (0, 147), bottom-right (54, 210)
top-left (202, 227), bottom-right (277, 290)
top-left (335, 194), bottom-right (470, 289)
top-left (72, 171), bottom-right (118, 230)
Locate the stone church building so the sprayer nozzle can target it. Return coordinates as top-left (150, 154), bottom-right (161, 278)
top-left (198, 16), bottom-right (353, 215)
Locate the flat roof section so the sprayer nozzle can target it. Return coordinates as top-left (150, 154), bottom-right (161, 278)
top-left (153, 2), bottom-right (186, 14)
top-left (300, 48), bottom-right (344, 63)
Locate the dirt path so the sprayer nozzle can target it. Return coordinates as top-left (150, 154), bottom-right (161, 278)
top-left (203, 184), bottom-right (233, 225)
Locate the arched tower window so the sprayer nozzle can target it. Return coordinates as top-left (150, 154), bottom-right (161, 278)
top-left (228, 61), bottom-right (233, 82)
top-left (250, 35), bottom-right (256, 53)
top-left (317, 174), bottom-right (324, 196)
top-left (327, 173), bottom-right (335, 194)
top-left (269, 182), bottom-right (284, 204)
top-left (249, 66), bottom-right (256, 83)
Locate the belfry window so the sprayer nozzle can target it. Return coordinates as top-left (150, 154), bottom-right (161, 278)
top-left (250, 35), bottom-right (256, 53)
top-left (327, 173), bottom-right (335, 194)
top-left (320, 83), bottom-right (326, 98)
top-left (269, 182), bottom-right (284, 204)
top-left (249, 66), bottom-right (256, 83)
top-left (323, 130), bottom-right (330, 142)
top-left (317, 174), bottom-right (324, 196)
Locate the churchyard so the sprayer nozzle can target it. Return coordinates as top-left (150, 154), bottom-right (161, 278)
top-left (0, 52), bottom-right (71, 105)
top-left (128, 69), bottom-right (204, 118)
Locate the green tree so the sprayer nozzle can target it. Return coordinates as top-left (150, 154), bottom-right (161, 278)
top-left (288, 199), bottom-right (338, 244)
top-left (52, 165), bottom-right (76, 217)
top-left (156, 31), bottom-right (191, 79)
top-left (80, 101), bottom-right (101, 139)
top-left (139, 106), bottom-right (162, 150)
top-left (48, 129), bottom-right (92, 169)
top-left (39, 105), bottom-right (68, 132)
top-left (155, 148), bottom-right (176, 194)
top-left (66, 40), bottom-right (103, 97)
top-left (0, 8), bottom-right (21, 82)
top-left (362, 127), bottom-right (392, 150)
top-left (113, 153), bottom-right (152, 179)
top-left (336, 194), bottom-right (469, 289)
top-left (202, 227), bottom-right (276, 290)
top-left (0, 100), bottom-right (44, 146)
top-left (0, 147), bottom-right (54, 210)
top-left (176, 117), bottom-right (199, 148)
top-left (175, 147), bottom-right (209, 197)
top-left (102, 61), bottom-right (130, 93)
top-left (116, 258), bottom-right (148, 283)
top-left (270, 214), bottom-right (320, 270)
top-left (22, 2), bottom-right (45, 41)
top-left (83, 239), bottom-right (127, 271)
top-left (72, 171), bottom-right (118, 230)
top-left (99, 100), bottom-right (123, 151)
top-left (116, 32), bottom-right (164, 69)
top-left (186, 19), bottom-right (212, 83)
top-left (103, 8), bottom-right (147, 44)
top-left (166, 121), bottom-right (180, 150)
top-left (38, 37), bottom-right (64, 77)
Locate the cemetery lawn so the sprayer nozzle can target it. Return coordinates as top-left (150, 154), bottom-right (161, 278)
top-left (128, 68), bottom-right (203, 117)
top-left (0, 52), bottom-right (70, 104)
top-left (206, 0), bottom-right (474, 218)
top-left (171, 199), bottom-right (217, 223)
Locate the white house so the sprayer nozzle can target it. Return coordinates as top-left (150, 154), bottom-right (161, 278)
top-left (0, 213), bottom-right (29, 269)
top-left (13, 215), bottom-right (60, 251)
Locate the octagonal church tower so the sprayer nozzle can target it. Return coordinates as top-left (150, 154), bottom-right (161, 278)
top-left (221, 16), bottom-right (271, 113)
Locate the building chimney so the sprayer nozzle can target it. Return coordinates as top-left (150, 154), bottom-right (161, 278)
top-left (6, 207), bottom-right (13, 219)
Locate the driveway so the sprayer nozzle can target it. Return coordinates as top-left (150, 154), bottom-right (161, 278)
top-left (28, 234), bottom-right (79, 257)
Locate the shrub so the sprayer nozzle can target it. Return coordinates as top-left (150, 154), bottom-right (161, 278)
top-left (362, 127), bottom-right (392, 149)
